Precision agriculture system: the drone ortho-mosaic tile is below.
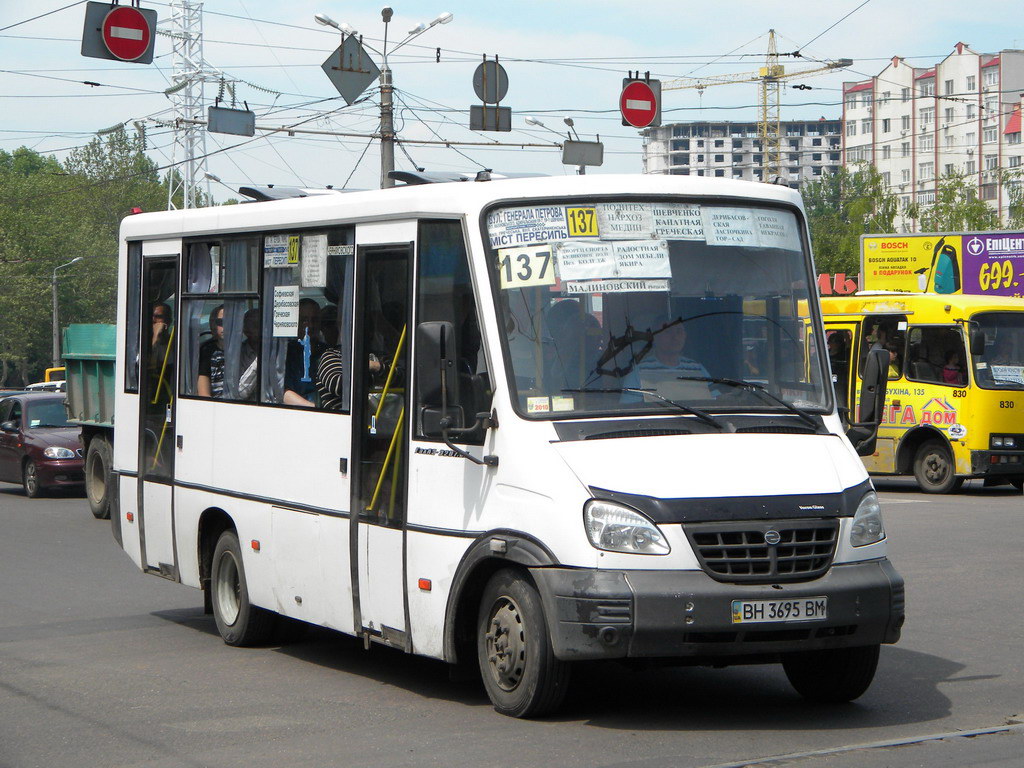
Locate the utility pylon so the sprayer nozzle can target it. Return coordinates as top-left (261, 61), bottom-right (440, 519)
top-left (165, 0), bottom-right (210, 209)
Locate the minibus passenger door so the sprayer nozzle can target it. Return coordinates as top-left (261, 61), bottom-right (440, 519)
top-left (351, 241), bottom-right (412, 645)
top-left (137, 256), bottom-right (179, 577)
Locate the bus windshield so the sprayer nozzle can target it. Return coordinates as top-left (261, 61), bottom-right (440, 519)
top-left (973, 311), bottom-right (1024, 390)
top-left (485, 198), bottom-right (829, 419)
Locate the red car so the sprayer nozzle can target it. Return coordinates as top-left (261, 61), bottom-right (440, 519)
top-left (0, 392), bottom-right (85, 497)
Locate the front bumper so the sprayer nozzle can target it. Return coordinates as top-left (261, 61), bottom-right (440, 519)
top-left (531, 559), bottom-right (904, 662)
top-left (36, 459), bottom-right (85, 488)
top-left (970, 450), bottom-right (1024, 477)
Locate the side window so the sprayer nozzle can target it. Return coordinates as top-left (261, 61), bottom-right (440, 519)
top-left (415, 220), bottom-right (490, 444)
top-left (9, 401), bottom-right (22, 427)
top-left (124, 242), bottom-right (142, 393)
top-left (906, 326), bottom-right (967, 387)
top-left (180, 239), bottom-right (261, 402)
top-left (858, 314), bottom-right (906, 380)
top-left (261, 228), bottom-right (354, 409)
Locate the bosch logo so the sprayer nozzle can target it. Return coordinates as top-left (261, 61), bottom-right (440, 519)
top-left (764, 530), bottom-right (782, 546)
top-left (880, 242), bottom-right (908, 250)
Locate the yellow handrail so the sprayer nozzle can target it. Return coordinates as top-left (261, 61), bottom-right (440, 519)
top-left (367, 407), bottom-right (404, 514)
top-left (150, 326), bottom-right (175, 405)
top-left (373, 324), bottom-right (407, 423)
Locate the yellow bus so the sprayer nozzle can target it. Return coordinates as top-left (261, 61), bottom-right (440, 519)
top-left (821, 292), bottom-right (1024, 493)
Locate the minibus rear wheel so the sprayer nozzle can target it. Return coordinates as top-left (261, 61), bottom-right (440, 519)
top-left (211, 530), bottom-right (277, 646)
top-left (477, 569), bottom-right (570, 718)
top-left (782, 644), bottom-right (880, 702)
top-left (913, 439), bottom-right (962, 494)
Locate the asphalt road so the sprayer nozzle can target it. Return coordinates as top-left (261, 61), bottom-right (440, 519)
top-left (1, 478), bottom-right (1022, 768)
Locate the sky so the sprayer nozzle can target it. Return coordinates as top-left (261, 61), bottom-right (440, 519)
top-left (0, 0), bottom-right (1021, 201)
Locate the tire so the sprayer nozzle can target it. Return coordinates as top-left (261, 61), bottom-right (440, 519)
top-left (86, 437), bottom-right (113, 519)
top-left (211, 530), bottom-right (277, 646)
top-left (23, 460), bottom-right (42, 498)
top-left (913, 439), bottom-right (960, 494)
top-left (783, 644), bottom-right (880, 703)
top-left (476, 569), bottom-right (570, 718)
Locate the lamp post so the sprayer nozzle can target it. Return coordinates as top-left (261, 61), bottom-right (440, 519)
top-left (315, 8), bottom-right (453, 188)
top-left (52, 257), bottom-right (83, 368)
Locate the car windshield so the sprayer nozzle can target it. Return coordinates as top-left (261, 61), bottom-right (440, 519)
top-left (972, 312), bottom-right (1024, 390)
top-left (25, 400), bottom-right (71, 428)
top-left (486, 198), bottom-right (829, 419)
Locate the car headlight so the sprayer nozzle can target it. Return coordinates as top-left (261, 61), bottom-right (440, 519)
top-left (850, 491), bottom-right (885, 547)
top-left (43, 446), bottom-right (75, 459)
top-left (584, 500), bottom-right (670, 555)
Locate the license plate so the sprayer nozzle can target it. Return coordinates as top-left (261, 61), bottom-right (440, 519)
top-left (731, 597), bottom-right (828, 624)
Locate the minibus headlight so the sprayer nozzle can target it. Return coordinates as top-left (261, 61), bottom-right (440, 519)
top-left (584, 500), bottom-right (670, 555)
top-left (43, 446), bottom-right (75, 459)
top-left (850, 491), bottom-right (885, 547)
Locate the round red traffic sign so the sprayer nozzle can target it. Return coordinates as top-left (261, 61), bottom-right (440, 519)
top-left (620, 80), bottom-right (658, 128)
top-left (102, 6), bottom-right (152, 62)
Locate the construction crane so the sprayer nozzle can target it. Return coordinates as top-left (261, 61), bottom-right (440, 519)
top-left (662, 30), bottom-right (852, 179)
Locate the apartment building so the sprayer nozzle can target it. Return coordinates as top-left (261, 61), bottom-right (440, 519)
top-left (843, 43), bottom-right (1024, 229)
top-left (643, 119), bottom-right (842, 187)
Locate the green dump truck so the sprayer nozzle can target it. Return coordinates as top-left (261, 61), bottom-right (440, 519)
top-left (63, 324), bottom-right (116, 519)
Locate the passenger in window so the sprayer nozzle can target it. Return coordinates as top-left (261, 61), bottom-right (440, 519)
top-left (545, 300), bottom-right (603, 389)
top-left (283, 299), bottom-right (325, 407)
top-left (316, 328), bottom-right (381, 414)
top-left (237, 307), bottom-right (261, 401)
top-left (942, 349), bottom-right (965, 385)
top-left (151, 302), bottom-right (172, 363)
top-left (638, 316), bottom-right (712, 380)
top-left (197, 304), bottom-right (225, 398)
top-left (884, 340), bottom-right (903, 379)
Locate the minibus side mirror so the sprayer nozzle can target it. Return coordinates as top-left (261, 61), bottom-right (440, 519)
top-left (415, 321), bottom-right (498, 467)
top-left (416, 320), bottom-right (461, 424)
top-left (970, 328), bottom-right (986, 357)
top-left (1, 420), bottom-right (17, 434)
top-left (845, 346), bottom-right (889, 457)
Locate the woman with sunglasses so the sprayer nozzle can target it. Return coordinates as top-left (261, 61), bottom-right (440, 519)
top-left (197, 304), bottom-right (226, 398)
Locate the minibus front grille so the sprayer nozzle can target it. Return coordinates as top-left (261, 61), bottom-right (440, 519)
top-left (684, 519), bottom-right (838, 583)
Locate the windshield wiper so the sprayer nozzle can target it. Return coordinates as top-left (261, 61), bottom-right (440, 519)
top-left (562, 387), bottom-right (724, 430)
top-left (675, 376), bottom-right (821, 430)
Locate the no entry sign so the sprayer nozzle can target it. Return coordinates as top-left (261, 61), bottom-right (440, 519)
top-left (620, 79), bottom-right (661, 128)
top-left (81, 2), bottom-right (157, 64)
top-left (102, 6), bottom-right (151, 61)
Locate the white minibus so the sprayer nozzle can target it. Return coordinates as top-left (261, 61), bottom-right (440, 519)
top-left (110, 173), bottom-right (903, 717)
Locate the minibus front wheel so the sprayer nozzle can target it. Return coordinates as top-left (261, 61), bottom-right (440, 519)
top-left (782, 644), bottom-right (880, 702)
top-left (913, 439), bottom-right (963, 494)
top-left (477, 569), bottom-right (570, 718)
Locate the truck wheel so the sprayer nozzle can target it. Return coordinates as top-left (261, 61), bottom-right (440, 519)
top-left (23, 460), bottom-right (42, 498)
top-left (913, 439), bottom-right (960, 494)
top-left (783, 644), bottom-right (880, 703)
top-left (211, 530), bottom-right (277, 646)
top-left (477, 569), bottom-right (570, 718)
top-left (86, 437), bottom-right (113, 519)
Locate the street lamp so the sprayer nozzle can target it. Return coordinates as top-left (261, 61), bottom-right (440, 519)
top-left (314, 8), bottom-right (453, 188)
top-left (52, 257), bottom-right (83, 368)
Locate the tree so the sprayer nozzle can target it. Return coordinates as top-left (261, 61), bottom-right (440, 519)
top-left (907, 169), bottom-right (999, 232)
top-left (0, 131), bottom-right (169, 385)
top-left (801, 164), bottom-right (901, 276)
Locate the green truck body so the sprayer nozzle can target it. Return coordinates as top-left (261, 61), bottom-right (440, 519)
top-left (63, 323), bottom-right (116, 519)
top-left (63, 324), bottom-right (116, 428)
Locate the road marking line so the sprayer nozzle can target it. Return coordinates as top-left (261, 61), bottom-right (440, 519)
top-left (699, 723), bottom-right (1024, 768)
